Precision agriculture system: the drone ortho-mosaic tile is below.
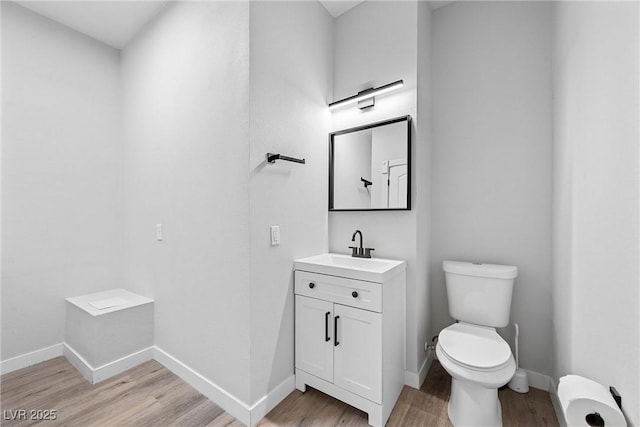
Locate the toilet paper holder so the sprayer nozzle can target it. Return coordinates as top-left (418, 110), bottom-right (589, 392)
top-left (609, 386), bottom-right (622, 409)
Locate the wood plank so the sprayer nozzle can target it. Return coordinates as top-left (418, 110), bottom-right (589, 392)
top-left (260, 361), bottom-right (558, 427)
top-left (0, 358), bottom-right (223, 427)
top-left (1, 357), bottom-right (559, 427)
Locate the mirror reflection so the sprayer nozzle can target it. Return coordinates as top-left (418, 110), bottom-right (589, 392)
top-left (329, 116), bottom-right (411, 211)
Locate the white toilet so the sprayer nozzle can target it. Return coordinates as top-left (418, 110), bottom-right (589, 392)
top-left (436, 260), bottom-right (518, 427)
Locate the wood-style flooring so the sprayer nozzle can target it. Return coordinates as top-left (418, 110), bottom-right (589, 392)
top-left (1, 356), bottom-right (559, 427)
top-left (0, 357), bottom-right (237, 427)
top-left (259, 361), bottom-right (559, 427)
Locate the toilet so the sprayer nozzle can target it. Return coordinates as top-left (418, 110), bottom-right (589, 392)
top-left (436, 260), bottom-right (518, 427)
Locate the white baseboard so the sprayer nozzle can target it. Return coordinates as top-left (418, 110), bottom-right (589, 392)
top-left (93, 347), bottom-right (153, 383)
top-left (522, 368), bottom-right (552, 392)
top-left (405, 350), bottom-right (434, 389)
top-left (0, 343), bottom-right (64, 375)
top-left (249, 375), bottom-right (295, 426)
top-left (549, 377), bottom-right (567, 427)
top-left (153, 346), bottom-right (251, 426)
top-left (63, 343), bottom-right (94, 381)
top-left (154, 347), bottom-right (294, 427)
top-left (63, 343), bottom-right (153, 384)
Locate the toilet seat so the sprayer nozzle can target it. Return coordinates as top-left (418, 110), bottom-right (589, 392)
top-left (438, 323), bottom-right (512, 372)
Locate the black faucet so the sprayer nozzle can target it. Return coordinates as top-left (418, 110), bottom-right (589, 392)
top-left (349, 229), bottom-right (375, 258)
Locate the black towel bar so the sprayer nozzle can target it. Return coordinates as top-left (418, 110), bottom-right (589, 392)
top-left (266, 153), bottom-right (306, 164)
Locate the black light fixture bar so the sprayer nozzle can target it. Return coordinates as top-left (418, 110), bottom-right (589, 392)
top-left (328, 79), bottom-right (404, 110)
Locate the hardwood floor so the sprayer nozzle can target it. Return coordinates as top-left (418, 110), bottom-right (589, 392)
top-left (0, 357), bottom-right (239, 427)
top-left (1, 357), bottom-right (559, 427)
top-left (259, 361), bottom-right (559, 427)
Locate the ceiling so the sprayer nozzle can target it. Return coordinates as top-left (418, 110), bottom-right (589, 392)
top-left (15, 1), bottom-right (169, 49)
top-left (318, 0), bottom-right (364, 17)
top-left (430, 1), bottom-right (455, 10)
top-left (319, 0), bottom-right (455, 16)
top-left (15, 1), bottom-right (456, 50)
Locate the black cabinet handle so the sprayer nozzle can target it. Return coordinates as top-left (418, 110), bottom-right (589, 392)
top-left (325, 311), bottom-right (330, 342)
top-left (309, 282), bottom-right (315, 289)
top-left (352, 291), bottom-right (358, 298)
top-left (334, 316), bottom-right (340, 346)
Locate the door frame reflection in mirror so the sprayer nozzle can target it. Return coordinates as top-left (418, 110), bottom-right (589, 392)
top-left (329, 115), bottom-right (412, 211)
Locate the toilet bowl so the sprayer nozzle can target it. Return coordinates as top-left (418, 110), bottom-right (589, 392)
top-left (436, 322), bottom-right (516, 426)
top-left (439, 260), bottom-right (518, 426)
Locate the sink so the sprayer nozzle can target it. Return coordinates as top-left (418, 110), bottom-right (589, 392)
top-left (294, 253), bottom-right (405, 283)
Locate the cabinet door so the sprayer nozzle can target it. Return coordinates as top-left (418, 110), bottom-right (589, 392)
top-left (295, 295), bottom-right (334, 383)
top-left (333, 304), bottom-right (382, 403)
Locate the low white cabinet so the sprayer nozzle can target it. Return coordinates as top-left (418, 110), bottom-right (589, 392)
top-left (294, 254), bottom-right (406, 427)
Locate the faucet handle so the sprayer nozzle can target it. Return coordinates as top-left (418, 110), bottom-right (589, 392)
top-left (363, 248), bottom-right (375, 258)
top-left (348, 246), bottom-right (359, 257)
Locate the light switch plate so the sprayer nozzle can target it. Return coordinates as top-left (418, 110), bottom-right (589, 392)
top-left (270, 225), bottom-right (280, 246)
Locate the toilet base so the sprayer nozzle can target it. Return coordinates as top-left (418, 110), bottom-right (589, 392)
top-left (448, 377), bottom-right (503, 427)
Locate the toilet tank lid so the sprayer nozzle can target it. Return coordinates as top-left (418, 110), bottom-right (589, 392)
top-left (443, 260), bottom-right (518, 279)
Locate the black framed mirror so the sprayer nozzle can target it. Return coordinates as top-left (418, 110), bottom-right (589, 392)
top-left (329, 115), bottom-right (411, 211)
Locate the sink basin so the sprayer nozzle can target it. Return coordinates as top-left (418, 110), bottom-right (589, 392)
top-left (294, 253), bottom-right (405, 283)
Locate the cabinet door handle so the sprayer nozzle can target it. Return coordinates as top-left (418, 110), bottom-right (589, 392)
top-left (352, 291), bottom-right (358, 298)
top-left (309, 282), bottom-right (315, 289)
top-left (325, 311), bottom-right (331, 342)
top-left (334, 316), bottom-right (340, 347)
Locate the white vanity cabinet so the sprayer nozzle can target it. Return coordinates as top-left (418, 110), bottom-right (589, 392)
top-left (293, 254), bottom-right (406, 427)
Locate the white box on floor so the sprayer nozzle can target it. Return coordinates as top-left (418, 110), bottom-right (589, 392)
top-left (65, 288), bottom-right (154, 383)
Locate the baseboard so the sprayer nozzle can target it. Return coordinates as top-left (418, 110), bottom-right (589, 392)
top-left (405, 350), bottom-right (434, 389)
top-left (63, 343), bottom-right (94, 382)
top-left (0, 343), bottom-right (64, 375)
top-left (523, 368), bottom-right (552, 392)
top-left (63, 343), bottom-right (153, 384)
top-left (549, 377), bottom-right (567, 427)
top-left (249, 375), bottom-right (295, 426)
top-left (153, 346), bottom-right (251, 426)
top-left (93, 347), bottom-right (153, 383)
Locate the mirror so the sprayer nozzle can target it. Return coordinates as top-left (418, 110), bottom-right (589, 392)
top-left (329, 115), bottom-right (411, 211)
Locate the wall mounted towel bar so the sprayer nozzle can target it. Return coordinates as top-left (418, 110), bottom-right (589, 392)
top-left (266, 153), bottom-right (306, 164)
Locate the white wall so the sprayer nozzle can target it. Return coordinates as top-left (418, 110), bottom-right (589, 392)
top-left (332, 1), bottom-right (417, 131)
top-left (329, 0), bottom-right (432, 379)
top-left (248, 0), bottom-right (332, 406)
top-left (1, 2), bottom-right (122, 360)
top-left (431, 1), bottom-right (553, 376)
top-left (416, 1), bottom-right (432, 378)
top-left (120, 1), bottom-right (252, 404)
top-left (553, 2), bottom-right (639, 425)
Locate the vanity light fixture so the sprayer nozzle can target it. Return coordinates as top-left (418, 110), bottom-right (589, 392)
top-left (328, 79), bottom-right (404, 111)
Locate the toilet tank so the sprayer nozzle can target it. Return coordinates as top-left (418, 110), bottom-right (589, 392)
top-left (443, 260), bottom-right (518, 328)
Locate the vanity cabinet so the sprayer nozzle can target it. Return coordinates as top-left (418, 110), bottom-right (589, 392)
top-left (293, 255), bottom-right (406, 427)
top-left (295, 291), bottom-right (382, 403)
